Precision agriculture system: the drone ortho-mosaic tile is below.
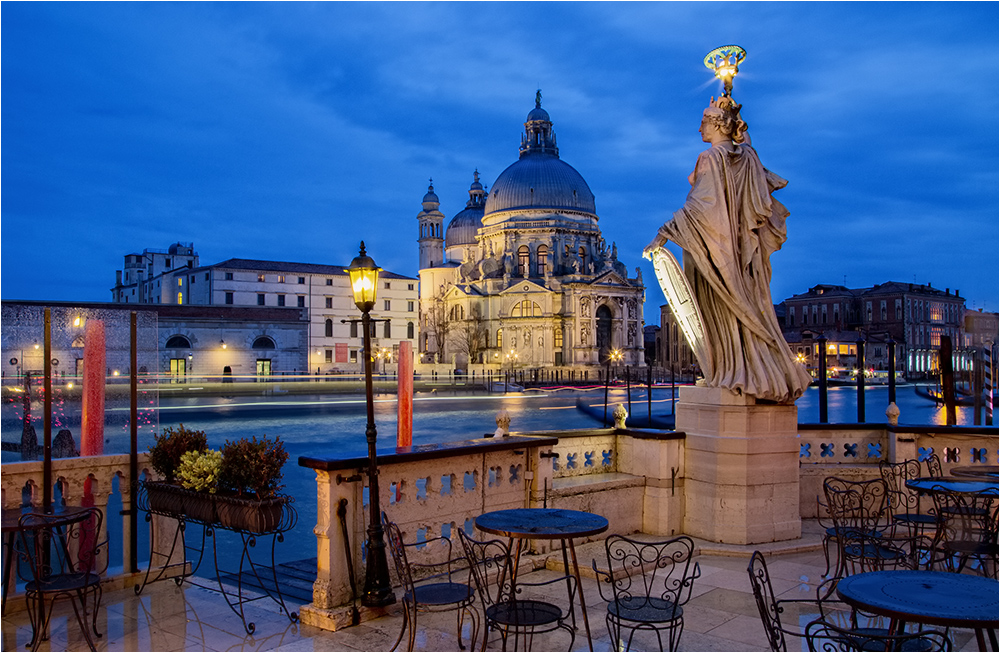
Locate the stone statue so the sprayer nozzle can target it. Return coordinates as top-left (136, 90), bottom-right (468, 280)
top-left (611, 242), bottom-right (618, 260)
top-left (643, 96), bottom-right (810, 404)
top-left (613, 403), bottom-right (628, 429)
top-left (495, 409), bottom-right (511, 437)
top-left (635, 267), bottom-right (643, 286)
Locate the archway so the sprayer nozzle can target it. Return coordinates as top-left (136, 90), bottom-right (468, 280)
top-left (596, 305), bottom-right (612, 361)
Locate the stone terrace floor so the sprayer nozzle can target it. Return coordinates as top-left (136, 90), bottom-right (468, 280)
top-left (1, 520), bottom-right (985, 652)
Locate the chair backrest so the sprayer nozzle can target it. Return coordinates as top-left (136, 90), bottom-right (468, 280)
top-left (924, 453), bottom-right (943, 478)
top-left (456, 528), bottom-right (514, 610)
top-left (15, 507), bottom-right (106, 583)
top-left (823, 477), bottom-right (890, 535)
top-left (878, 459), bottom-right (921, 513)
top-left (601, 534), bottom-right (700, 611)
top-left (930, 488), bottom-right (998, 558)
top-left (383, 514), bottom-right (416, 598)
top-left (747, 551), bottom-right (788, 652)
top-left (804, 617), bottom-right (951, 651)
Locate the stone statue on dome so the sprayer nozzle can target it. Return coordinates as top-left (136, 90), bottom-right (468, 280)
top-left (643, 95), bottom-right (810, 404)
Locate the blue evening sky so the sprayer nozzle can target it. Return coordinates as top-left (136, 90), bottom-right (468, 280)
top-left (2, 2), bottom-right (997, 323)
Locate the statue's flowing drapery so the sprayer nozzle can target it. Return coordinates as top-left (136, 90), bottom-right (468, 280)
top-left (658, 141), bottom-right (811, 403)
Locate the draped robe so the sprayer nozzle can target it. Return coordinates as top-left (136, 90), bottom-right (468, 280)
top-left (658, 141), bottom-right (811, 403)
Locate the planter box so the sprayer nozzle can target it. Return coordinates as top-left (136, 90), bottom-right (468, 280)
top-left (216, 495), bottom-right (287, 534)
top-left (144, 481), bottom-right (217, 524)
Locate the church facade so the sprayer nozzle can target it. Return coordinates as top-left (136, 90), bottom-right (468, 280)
top-left (417, 97), bottom-right (645, 372)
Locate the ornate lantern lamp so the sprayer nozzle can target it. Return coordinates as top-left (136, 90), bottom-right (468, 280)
top-left (703, 45), bottom-right (746, 96)
top-left (345, 241), bottom-right (395, 608)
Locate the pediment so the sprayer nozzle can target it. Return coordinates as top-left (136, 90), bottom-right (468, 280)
top-left (588, 271), bottom-right (631, 287)
top-left (499, 279), bottom-right (549, 295)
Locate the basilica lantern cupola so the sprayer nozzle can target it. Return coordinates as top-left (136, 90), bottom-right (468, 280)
top-left (520, 91), bottom-right (559, 157)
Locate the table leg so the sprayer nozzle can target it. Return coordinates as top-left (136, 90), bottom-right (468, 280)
top-left (977, 627), bottom-right (998, 652)
top-left (567, 539), bottom-right (594, 652)
top-left (2, 531), bottom-right (14, 616)
top-left (559, 538), bottom-right (577, 630)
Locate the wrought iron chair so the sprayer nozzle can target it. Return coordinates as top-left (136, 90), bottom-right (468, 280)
top-left (924, 453), bottom-right (943, 478)
top-left (591, 534), bottom-right (700, 651)
top-left (804, 617), bottom-right (952, 651)
top-left (748, 550), bottom-right (845, 651)
top-left (457, 528), bottom-right (575, 651)
top-left (928, 487), bottom-right (998, 578)
top-left (382, 514), bottom-right (478, 651)
top-left (823, 477), bottom-right (898, 577)
top-left (879, 459), bottom-right (938, 540)
top-left (14, 508), bottom-right (107, 652)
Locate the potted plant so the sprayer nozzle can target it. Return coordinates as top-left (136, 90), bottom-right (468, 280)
top-left (215, 435), bottom-right (289, 533)
top-left (145, 425), bottom-right (213, 520)
top-left (174, 449), bottom-right (223, 523)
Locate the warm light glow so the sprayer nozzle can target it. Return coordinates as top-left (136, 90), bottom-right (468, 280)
top-left (703, 45), bottom-right (746, 94)
top-left (609, 349), bottom-right (624, 363)
top-left (221, 340), bottom-right (227, 349)
top-left (113, 370), bottom-right (120, 376)
top-left (73, 317), bottom-right (82, 327)
top-left (33, 342), bottom-right (39, 350)
top-left (345, 241), bottom-right (381, 312)
top-left (67, 382), bottom-right (74, 389)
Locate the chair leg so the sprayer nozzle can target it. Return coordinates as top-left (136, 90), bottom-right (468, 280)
top-left (69, 592), bottom-right (98, 652)
top-left (389, 602), bottom-right (409, 651)
top-left (91, 583), bottom-right (104, 638)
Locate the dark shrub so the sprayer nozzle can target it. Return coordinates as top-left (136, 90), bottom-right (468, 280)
top-left (218, 435), bottom-right (288, 500)
top-left (148, 425), bottom-right (208, 482)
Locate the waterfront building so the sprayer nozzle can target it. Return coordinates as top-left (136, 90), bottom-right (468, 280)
top-left (781, 281), bottom-right (969, 379)
top-left (657, 303), bottom-right (698, 376)
top-left (417, 98), bottom-right (646, 373)
top-left (112, 249), bottom-right (418, 374)
top-left (1, 300), bottom-right (310, 383)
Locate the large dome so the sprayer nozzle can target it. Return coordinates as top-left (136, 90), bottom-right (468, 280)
top-left (484, 98), bottom-right (596, 218)
top-left (485, 154), bottom-right (596, 217)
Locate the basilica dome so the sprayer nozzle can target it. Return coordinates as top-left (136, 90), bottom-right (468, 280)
top-left (484, 99), bottom-right (596, 218)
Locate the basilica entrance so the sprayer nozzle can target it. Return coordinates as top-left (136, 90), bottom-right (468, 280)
top-left (596, 305), bottom-right (612, 362)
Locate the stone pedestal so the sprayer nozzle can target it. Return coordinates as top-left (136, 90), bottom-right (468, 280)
top-left (678, 386), bottom-right (800, 545)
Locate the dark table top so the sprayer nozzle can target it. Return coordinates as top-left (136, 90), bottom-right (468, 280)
top-left (949, 465), bottom-right (999, 479)
top-left (836, 570), bottom-right (999, 629)
top-left (476, 508), bottom-right (609, 541)
top-left (905, 476), bottom-right (999, 495)
top-left (1, 506), bottom-right (95, 533)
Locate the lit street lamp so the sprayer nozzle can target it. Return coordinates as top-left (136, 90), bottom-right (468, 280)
top-left (604, 348), bottom-right (624, 426)
top-left (345, 241), bottom-right (395, 608)
top-left (703, 45), bottom-right (746, 97)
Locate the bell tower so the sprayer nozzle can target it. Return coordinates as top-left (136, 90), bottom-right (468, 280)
top-left (417, 179), bottom-right (445, 269)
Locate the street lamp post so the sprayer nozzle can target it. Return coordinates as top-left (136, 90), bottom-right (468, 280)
top-left (346, 241), bottom-right (395, 608)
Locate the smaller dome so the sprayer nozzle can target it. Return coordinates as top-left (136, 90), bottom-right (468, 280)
top-left (445, 209), bottom-right (482, 248)
top-left (526, 106), bottom-right (550, 122)
top-left (423, 181), bottom-right (439, 205)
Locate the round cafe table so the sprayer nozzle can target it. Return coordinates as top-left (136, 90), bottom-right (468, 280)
top-left (904, 476), bottom-right (998, 496)
top-left (949, 465), bottom-right (1000, 480)
top-left (476, 508), bottom-right (608, 651)
top-left (836, 570), bottom-right (999, 650)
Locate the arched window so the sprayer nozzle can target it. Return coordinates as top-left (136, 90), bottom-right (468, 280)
top-left (510, 300), bottom-right (542, 317)
top-left (252, 336), bottom-right (276, 350)
top-left (325, 319), bottom-right (333, 337)
top-left (449, 305), bottom-right (465, 320)
top-left (407, 322), bottom-right (414, 339)
top-left (536, 245), bottom-right (548, 276)
top-left (554, 326), bottom-right (563, 349)
top-left (166, 335), bottom-right (191, 349)
top-left (578, 246), bottom-right (587, 273)
top-left (497, 328), bottom-right (503, 349)
top-left (517, 245), bottom-right (530, 277)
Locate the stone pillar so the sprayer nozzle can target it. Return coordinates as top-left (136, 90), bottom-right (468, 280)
top-left (679, 386), bottom-right (800, 544)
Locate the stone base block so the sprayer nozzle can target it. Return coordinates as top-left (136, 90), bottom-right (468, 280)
top-left (680, 386), bottom-right (801, 545)
top-left (299, 602), bottom-right (392, 632)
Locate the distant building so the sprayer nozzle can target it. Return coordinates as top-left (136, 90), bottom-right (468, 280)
top-left (416, 98), bottom-right (645, 372)
top-left (657, 303), bottom-right (697, 375)
top-left (781, 281), bottom-right (969, 379)
top-left (1, 300), bottom-right (309, 383)
top-left (112, 247), bottom-right (418, 374)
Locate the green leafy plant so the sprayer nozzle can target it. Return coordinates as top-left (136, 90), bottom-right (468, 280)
top-left (218, 435), bottom-right (288, 500)
top-left (177, 449), bottom-right (222, 493)
top-left (148, 424), bottom-right (208, 482)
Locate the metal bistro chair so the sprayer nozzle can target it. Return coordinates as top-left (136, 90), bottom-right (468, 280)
top-left (748, 551), bottom-right (846, 651)
top-left (382, 514), bottom-right (478, 651)
top-left (880, 460), bottom-right (939, 540)
top-left (457, 528), bottom-right (576, 652)
top-left (823, 477), bottom-right (900, 576)
top-left (591, 534), bottom-right (701, 652)
top-left (804, 617), bottom-right (952, 652)
top-left (924, 453), bottom-right (943, 478)
top-left (928, 487), bottom-right (999, 578)
top-left (14, 507), bottom-right (107, 652)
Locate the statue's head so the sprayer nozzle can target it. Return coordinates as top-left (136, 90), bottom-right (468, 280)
top-left (702, 96), bottom-right (747, 144)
